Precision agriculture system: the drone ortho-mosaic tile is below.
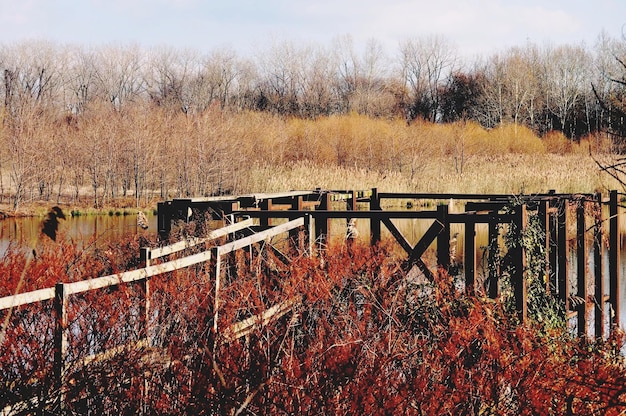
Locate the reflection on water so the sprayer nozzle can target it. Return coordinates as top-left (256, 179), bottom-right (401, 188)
top-left (0, 214), bottom-right (157, 256)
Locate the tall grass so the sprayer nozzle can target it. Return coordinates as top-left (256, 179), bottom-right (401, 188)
top-left (0, 108), bottom-right (620, 212)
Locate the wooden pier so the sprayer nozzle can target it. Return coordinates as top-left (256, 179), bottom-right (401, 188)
top-left (158, 188), bottom-right (622, 334)
top-left (1, 188), bottom-right (623, 414)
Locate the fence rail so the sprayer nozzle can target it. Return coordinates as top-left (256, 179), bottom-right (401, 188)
top-left (0, 215), bottom-right (306, 414)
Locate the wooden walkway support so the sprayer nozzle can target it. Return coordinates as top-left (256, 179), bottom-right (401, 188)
top-left (158, 188), bottom-right (622, 333)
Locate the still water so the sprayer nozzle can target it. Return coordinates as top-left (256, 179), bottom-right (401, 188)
top-left (0, 213), bottom-right (158, 256)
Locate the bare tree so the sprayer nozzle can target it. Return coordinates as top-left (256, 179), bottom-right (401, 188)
top-left (91, 44), bottom-right (145, 111)
top-left (543, 43), bottom-right (591, 137)
top-left (399, 35), bottom-right (459, 122)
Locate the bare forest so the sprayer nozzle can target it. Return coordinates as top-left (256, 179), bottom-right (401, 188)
top-left (1, 33), bottom-right (626, 211)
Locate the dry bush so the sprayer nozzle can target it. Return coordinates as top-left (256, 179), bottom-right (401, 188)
top-left (543, 130), bottom-right (572, 155)
top-left (1, 236), bottom-right (626, 414)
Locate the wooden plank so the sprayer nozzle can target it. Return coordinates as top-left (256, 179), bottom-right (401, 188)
top-left (436, 204), bottom-right (450, 269)
top-left (576, 201), bottom-right (587, 336)
top-left (407, 220), bottom-right (445, 265)
top-left (381, 217), bottom-right (412, 255)
top-left (593, 193), bottom-right (605, 338)
top-left (65, 249), bottom-right (213, 295)
top-left (464, 220), bottom-right (476, 295)
top-left (239, 210), bottom-right (439, 220)
top-left (149, 218), bottom-right (254, 259)
top-left (0, 287), bottom-right (56, 311)
top-left (370, 188), bottom-right (381, 245)
top-left (217, 218), bottom-right (304, 256)
top-left (558, 201), bottom-right (569, 310)
top-left (609, 190), bottom-right (621, 328)
top-left (222, 296), bottom-right (301, 342)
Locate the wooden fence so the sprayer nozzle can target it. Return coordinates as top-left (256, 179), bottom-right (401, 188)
top-left (158, 189), bottom-right (622, 335)
top-left (1, 188), bottom-right (624, 413)
top-left (0, 216), bottom-right (307, 414)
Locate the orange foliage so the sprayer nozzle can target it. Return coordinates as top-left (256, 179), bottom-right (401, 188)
top-left (1, 238), bottom-right (625, 414)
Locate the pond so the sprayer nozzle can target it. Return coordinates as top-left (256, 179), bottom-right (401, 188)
top-left (0, 213), bottom-right (158, 256)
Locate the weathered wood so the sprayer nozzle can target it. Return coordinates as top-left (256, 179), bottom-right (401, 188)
top-left (609, 190), bottom-right (621, 329)
top-left (149, 218), bottom-right (254, 259)
top-left (54, 282), bottom-right (68, 411)
top-left (222, 296), bottom-right (301, 342)
top-left (558, 201), bottom-right (569, 310)
top-left (487, 214), bottom-right (499, 299)
top-left (65, 249), bottom-right (213, 295)
top-left (436, 204), bottom-right (450, 269)
top-left (381, 217), bottom-right (412, 255)
top-left (0, 287), bottom-right (56, 311)
top-left (576, 201), bottom-right (587, 337)
top-left (408, 220), bottom-right (445, 265)
top-left (217, 218), bottom-right (304, 256)
top-left (370, 188), bottom-right (381, 246)
top-left (511, 205), bottom-right (528, 322)
top-left (538, 200), bottom-right (551, 293)
top-left (594, 193), bottom-right (605, 338)
top-left (464, 220), bottom-right (477, 295)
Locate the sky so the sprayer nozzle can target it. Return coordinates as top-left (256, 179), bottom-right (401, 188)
top-left (1, 0), bottom-right (625, 59)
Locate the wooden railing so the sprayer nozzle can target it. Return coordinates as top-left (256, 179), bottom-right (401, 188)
top-left (0, 216), bottom-right (307, 414)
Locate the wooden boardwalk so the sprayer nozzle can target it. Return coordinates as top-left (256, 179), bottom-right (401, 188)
top-left (1, 188), bottom-right (623, 413)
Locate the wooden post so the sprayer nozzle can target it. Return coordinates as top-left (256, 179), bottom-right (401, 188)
top-left (609, 190), bottom-right (621, 329)
top-left (303, 213), bottom-right (313, 256)
top-left (157, 201), bottom-right (172, 240)
top-left (557, 200), bottom-right (569, 313)
top-left (212, 247), bottom-right (221, 335)
top-left (594, 193), bottom-right (605, 338)
top-left (54, 282), bottom-right (68, 410)
top-left (260, 199), bottom-right (272, 228)
top-left (464, 216), bottom-right (476, 295)
top-left (512, 205), bottom-right (528, 322)
top-left (314, 192), bottom-right (331, 254)
top-left (289, 196), bottom-right (304, 250)
top-left (370, 188), bottom-right (381, 246)
top-left (487, 213), bottom-right (499, 299)
top-left (538, 199), bottom-right (551, 293)
top-left (548, 199), bottom-right (558, 297)
top-left (346, 190), bottom-right (357, 251)
top-left (436, 204), bottom-right (450, 270)
top-left (576, 200), bottom-right (587, 337)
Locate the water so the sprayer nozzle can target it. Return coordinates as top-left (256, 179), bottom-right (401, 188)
top-left (0, 213), bottom-right (157, 256)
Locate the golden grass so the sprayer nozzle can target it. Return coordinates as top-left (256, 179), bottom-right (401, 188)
top-left (0, 108), bottom-right (622, 214)
top-left (240, 153), bottom-right (617, 196)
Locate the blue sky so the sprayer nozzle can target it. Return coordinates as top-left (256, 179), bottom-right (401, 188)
top-left (1, 0), bottom-right (624, 58)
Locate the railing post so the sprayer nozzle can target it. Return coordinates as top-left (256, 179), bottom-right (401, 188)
top-left (548, 199), bottom-right (558, 297)
top-left (464, 213), bottom-right (476, 296)
top-left (487, 212), bottom-right (500, 299)
top-left (303, 213), bottom-right (313, 256)
top-left (512, 205), bottom-right (528, 322)
top-left (594, 192), bottom-right (605, 338)
top-left (212, 247), bottom-right (221, 335)
top-left (436, 204), bottom-right (450, 270)
top-left (609, 190), bottom-right (621, 330)
top-left (576, 199), bottom-right (588, 337)
top-left (54, 282), bottom-right (68, 411)
top-left (538, 199), bottom-right (551, 293)
top-left (314, 192), bottom-right (331, 256)
top-left (370, 188), bottom-right (381, 246)
top-left (557, 200), bottom-right (569, 314)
